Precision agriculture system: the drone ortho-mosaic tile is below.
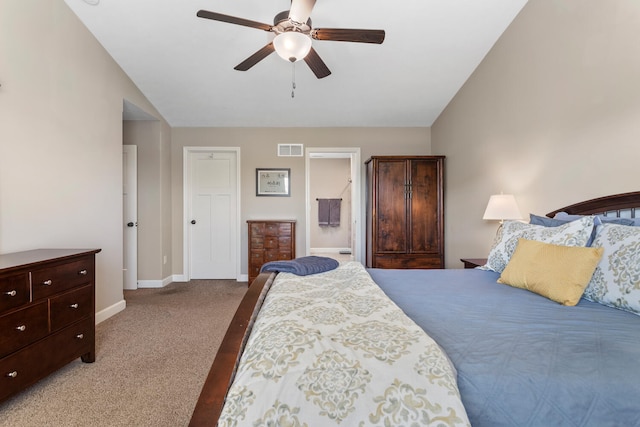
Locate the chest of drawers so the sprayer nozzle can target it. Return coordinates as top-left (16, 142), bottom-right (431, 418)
top-left (0, 248), bottom-right (100, 402)
top-left (247, 220), bottom-right (295, 284)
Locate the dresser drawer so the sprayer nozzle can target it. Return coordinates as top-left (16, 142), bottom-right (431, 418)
top-left (264, 250), bottom-right (279, 262)
top-left (31, 257), bottom-right (93, 300)
top-left (250, 237), bottom-right (264, 249)
top-left (250, 265), bottom-right (262, 278)
top-left (0, 317), bottom-right (94, 402)
top-left (250, 223), bottom-right (265, 236)
top-left (0, 273), bottom-right (30, 313)
top-left (278, 223), bottom-right (292, 235)
top-left (50, 285), bottom-right (93, 332)
top-left (0, 302), bottom-right (49, 358)
top-left (264, 223), bottom-right (280, 236)
top-left (278, 236), bottom-right (292, 248)
top-left (250, 250), bottom-right (264, 264)
top-left (264, 237), bottom-right (278, 249)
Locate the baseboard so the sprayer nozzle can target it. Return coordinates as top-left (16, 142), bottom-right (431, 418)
top-left (137, 275), bottom-right (174, 289)
top-left (96, 299), bottom-right (126, 325)
top-left (166, 273), bottom-right (248, 283)
top-left (310, 247), bottom-right (351, 253)
top-left (139, 274), bottom-right (248, 284)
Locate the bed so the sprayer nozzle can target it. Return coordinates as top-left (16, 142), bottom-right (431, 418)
top-left (190, 191), bottom-right (640, 426)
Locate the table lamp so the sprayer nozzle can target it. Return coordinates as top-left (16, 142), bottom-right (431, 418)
top-left (483, 194), bottom-right (522, 223)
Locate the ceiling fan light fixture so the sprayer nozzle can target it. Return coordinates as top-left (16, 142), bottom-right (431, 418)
top-left (273, 31), bottom-right (312, 63)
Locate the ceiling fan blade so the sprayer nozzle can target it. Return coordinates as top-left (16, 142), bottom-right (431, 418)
top-left (312, 28), bottom-right (385, 44)
top-left (234, 43), bottom-right (275, 71)
top-left (288, 0), bottom-right (316, 24)
top-left (304, 47), bottom-right (331, 79)
top-left (197, 10), bottom-right (273, 32)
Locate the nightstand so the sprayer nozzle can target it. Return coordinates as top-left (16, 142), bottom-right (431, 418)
top-left (460, 258), bottom-right (487, 269)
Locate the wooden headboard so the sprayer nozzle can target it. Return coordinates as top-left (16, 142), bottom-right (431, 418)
top-left (546, 191), bottom-right (640, 218)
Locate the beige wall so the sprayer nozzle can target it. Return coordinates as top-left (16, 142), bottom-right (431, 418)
top-left (171, 127), bottom-right (430, 275)
top-left (432, 0), bottom-right (640, 268)
top-left (309, 158), bottom-right (352, 249)
top-left (0, 1), bottom-right (169, 317)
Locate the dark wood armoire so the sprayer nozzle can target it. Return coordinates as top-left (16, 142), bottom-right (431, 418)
top-left (365, 156), bottom-right (444, 269)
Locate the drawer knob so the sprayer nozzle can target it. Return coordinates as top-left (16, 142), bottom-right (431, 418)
top-left (76, 334), bottom-right (84, 339)
top-left (6, 371), bottom-right (18, 378)
top-left (4, 290), bottom-right (17, 297)
top-left (43, 279), bottom-right (52, 286)
top-left (16, 325), bottom-right (26, 332)
top-left (79, 269), bottom-right (88, 276)
top-left (70, 303), bottom-right (79, 309)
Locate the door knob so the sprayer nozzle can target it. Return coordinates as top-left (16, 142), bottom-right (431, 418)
top-left (191, 220), bottom-right (196, 225)
top-left (127, 222), bottom-right (134, 227)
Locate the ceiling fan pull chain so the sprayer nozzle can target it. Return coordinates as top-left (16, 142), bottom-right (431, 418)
top-left (291, 62), bottom-right (296, 98)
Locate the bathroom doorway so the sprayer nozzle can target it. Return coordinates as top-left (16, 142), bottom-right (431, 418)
top-left (305, 148), bottom-right (361, 263)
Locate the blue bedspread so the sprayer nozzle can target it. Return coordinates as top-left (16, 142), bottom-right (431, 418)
top-left (368, 268), bottom-right (640, 427)
top-left (260, 255), bottom-right (339, 276)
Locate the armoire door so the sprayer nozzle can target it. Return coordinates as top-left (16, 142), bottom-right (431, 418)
top-left (408, 159), bottom-right (442, 255)
top-left (375, 158), bottom-right (408, 254)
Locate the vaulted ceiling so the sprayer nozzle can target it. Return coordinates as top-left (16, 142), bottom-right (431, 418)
top-left (64, 0), bottom-right (528, 127)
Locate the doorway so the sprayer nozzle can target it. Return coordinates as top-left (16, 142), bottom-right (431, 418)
top-left (122, 145), bottom-right (137, 290)
top-left (122, 100), bottom-right (161, 290)
top-left (305, 148), bottom-right (361, 263)
top-left (183, 147), bottom-right (241, 280)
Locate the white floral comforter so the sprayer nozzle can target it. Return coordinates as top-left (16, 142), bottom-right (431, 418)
top-left (218, 262), bottom-right (470, 427)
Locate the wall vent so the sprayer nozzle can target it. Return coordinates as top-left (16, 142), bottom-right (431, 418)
top-left (278, 144), bottom-right (303, 157)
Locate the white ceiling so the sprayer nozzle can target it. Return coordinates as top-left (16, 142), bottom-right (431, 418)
top-left (64, 0), bottom-right (527, 127)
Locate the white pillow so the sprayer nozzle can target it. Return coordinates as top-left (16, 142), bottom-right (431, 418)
top-left (481, 216), bottom-right (595, 273)
top-left (584, 223), bottom-right (640, 315)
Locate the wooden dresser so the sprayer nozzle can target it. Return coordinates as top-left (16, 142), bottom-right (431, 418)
top-left (247, 220), bottom-right (295, 284)
top-left (366, 156), bottom-right (445, 269)
top-left (0, 248), bottom-right (101, 402)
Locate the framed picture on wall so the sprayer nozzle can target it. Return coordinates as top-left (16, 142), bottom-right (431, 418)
top-left (256, 168), bottom-right (291, 197)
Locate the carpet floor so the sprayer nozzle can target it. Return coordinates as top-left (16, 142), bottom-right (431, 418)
top-left (0, 279), bottom-right (247, 427)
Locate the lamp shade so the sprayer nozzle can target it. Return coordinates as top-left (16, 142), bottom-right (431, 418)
top-left (273, 31), bottom-right (312, 63)
top-left (483, 194), bottom-right (522, 221)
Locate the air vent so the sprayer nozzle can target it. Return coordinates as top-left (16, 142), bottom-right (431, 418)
top-left (278, 144), bottom-right (303, 157)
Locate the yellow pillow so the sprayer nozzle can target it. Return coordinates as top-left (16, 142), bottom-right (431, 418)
top-left (498, 238), bottom-right (604, 306)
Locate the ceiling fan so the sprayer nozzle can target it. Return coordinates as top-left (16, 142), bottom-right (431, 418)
top-left (196, 0), bottom-right (385, 79)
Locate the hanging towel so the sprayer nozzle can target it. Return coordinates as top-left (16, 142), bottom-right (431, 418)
top-left (329, 198), bottom-right (341, 226)
top-left (318, 199), bottom-right (331, 226)
top-left (318, 198), bottom-right (342, 226)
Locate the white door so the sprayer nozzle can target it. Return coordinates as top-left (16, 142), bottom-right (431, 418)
top-left (123, 145), bottom-right (138, 290)
top-left (187, 150), bottom-right (237, 279)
